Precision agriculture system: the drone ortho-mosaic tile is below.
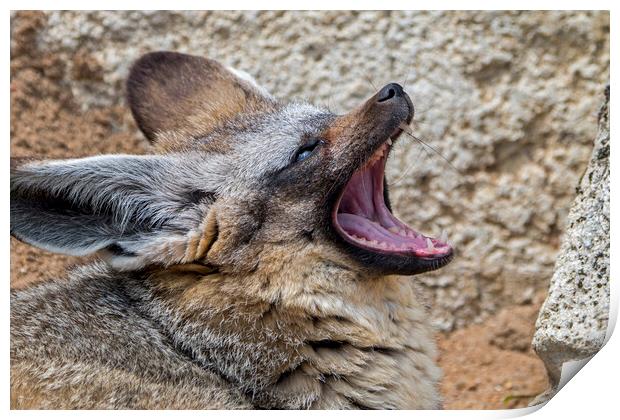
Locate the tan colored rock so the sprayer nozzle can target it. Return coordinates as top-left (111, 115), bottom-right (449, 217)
top-left (10, 11), bottom-right (610, 329)
top-left (487, 292), bottom-right (546, 352)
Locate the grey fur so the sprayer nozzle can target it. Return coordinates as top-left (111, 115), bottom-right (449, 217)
top-left (11, 263), bottom-right (253, 409)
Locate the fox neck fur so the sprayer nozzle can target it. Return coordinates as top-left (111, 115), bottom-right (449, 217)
top-left (137, 237), bottom-right (441, 409)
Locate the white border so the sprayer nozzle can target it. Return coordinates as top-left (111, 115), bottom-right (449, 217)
top-left (3, 3), bottom-right (616, 419)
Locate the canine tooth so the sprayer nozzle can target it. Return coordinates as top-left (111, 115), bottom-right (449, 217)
top-left (399, 122), bottom-right (410, 132)
top-left (426, 238), bottom-right (434, 250)
top-left (387, 138), bottom-right (393, 145)
top-left (440, 229), bottom-right (448, 243)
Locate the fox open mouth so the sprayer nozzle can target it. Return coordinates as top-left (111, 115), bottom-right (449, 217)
top-left (332, 131), bottom-right (453, 261)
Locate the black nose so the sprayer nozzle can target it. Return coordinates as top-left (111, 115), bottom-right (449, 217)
top-left (376, 83), bottom-right (404, 103)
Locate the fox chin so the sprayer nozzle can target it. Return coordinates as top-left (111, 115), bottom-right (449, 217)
top-left (10, 51), bottom-right (453, 409)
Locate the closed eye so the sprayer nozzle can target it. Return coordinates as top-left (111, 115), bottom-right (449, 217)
top-left (293, 139), bottom-right (322, 163)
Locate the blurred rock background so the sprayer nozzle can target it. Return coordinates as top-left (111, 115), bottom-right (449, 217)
top-left (10, 11), bottom-right (609, 408)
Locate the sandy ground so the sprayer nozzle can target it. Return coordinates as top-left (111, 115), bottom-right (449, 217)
top-left (10, 11), bottom-right (549, 409)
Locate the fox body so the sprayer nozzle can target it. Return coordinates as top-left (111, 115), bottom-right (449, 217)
top-left (10, 52), bottom-right (453, 409)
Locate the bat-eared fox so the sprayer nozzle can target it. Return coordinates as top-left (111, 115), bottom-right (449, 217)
top-left (10, 51), bottom-right (454, 409)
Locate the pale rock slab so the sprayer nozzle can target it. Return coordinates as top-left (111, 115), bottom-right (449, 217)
top-left (531, 87), bottom-right (610, 404)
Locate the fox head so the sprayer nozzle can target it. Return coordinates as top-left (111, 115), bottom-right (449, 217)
top-left (11, 51), bottom-right (453, 278)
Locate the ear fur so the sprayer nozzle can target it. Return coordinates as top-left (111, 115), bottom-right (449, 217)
top-left (106, 206), bottom-right (220, 271)
top-left (126, 51), bottom-right (277, 145)
top-left (10, 155), bottom-right (220, 270)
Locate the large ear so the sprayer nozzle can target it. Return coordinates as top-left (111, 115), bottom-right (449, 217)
top-left (126, 51), bottom-right (277, 145)
top-left (10, 155), bottom-right (220, 270)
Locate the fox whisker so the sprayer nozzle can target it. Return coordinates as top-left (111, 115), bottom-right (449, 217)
top-left (398, 122), bottom-right (462, 176)
top-left (362, 71), bottom-right (378, 91)
top-left (387, 135), bottom-right (433, 188)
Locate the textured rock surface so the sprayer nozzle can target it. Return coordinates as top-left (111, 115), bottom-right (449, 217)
top-left (531, 87), bottom-right (610, 400)
top-left (10, 11), bottom-right (610, 330)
